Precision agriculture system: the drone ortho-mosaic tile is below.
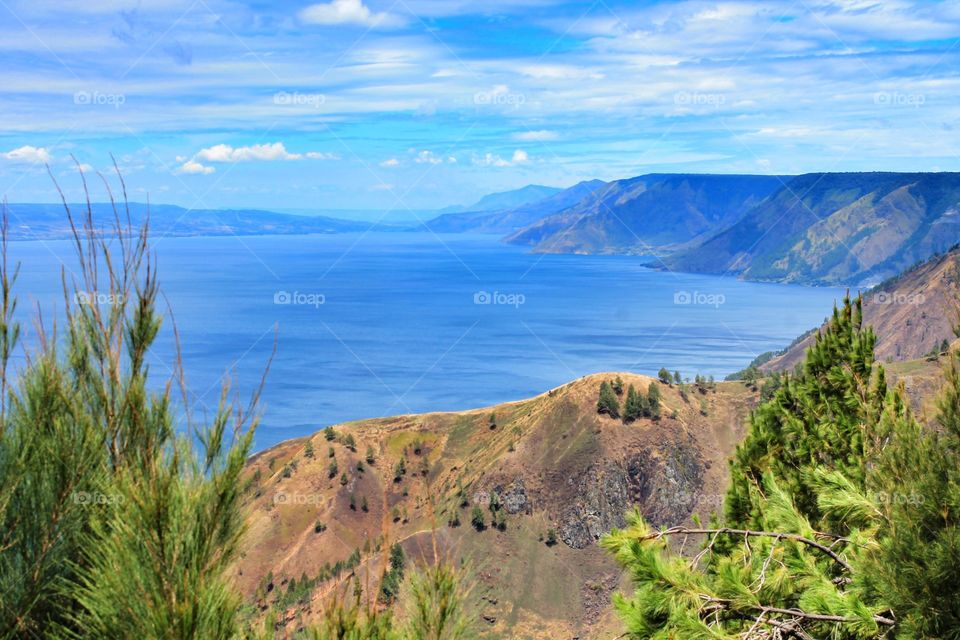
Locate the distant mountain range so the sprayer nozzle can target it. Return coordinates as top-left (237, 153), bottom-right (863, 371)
top-left (15, 172), bottom-right (960, 288)
top-left (436, 184), bottom-right (563, 215)
top-left (457, 171), bottom-right (960, 287)
top-left (505, 174), bottom-right (784, 251)
top-left (657, 172), bottom-right (960, 285)
top-left (2, 202), bottom-right (374, 240)
top-left (424, 180), bottom-right (606, 233)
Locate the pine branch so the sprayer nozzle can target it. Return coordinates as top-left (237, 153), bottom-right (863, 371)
top-left (704, 597), bottom-right (895, 627)
top-left (648, 526), bottom-right (853, 572)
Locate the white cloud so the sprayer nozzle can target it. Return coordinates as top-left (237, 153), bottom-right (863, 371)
top-left (74, 163), bottom-right (94, 172)
top-left (473, 154), bottom-right (505, 168)
top-left (2, 145), bottom-right (52, 164)
top-left (471, 149), bottom-right (530, 167)
top-left (380, 158), bottom-right (400, 167)
top-left (196, 142), bottom-right (300, 162)
top-left (414, 150), bottom-right (454, 164)
top-left (299, 0), bottom-right (405, 28)
top-left (176, 142), bottom-right (339, 174)
top-left (177, 159), bottom-right (215, 175)
top-left (472, 149), bottom-right (531, 167)
top-left (514, 130), bottom-right (559, 141)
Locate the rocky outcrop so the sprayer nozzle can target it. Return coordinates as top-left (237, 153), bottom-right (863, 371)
top-left (472, 477), bottom-right (531, 514)
top-left (558, 442), bottom-right (704, 549)
top-left (499, 478), bottom-right (530, 514)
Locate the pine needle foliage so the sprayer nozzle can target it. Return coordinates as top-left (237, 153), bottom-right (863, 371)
top-left (0, 172), bottom-right (474, 640)
top-left (0, 169), bottom-right (260, 639)
top-left (603, 294), bottom-right (960, 638)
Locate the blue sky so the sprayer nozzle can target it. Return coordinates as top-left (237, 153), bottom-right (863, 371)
top-left (1, 0), bottom-right (959, 213)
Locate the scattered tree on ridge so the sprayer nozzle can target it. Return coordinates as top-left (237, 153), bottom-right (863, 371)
top-left (597, 381), bottom-right (621, 418)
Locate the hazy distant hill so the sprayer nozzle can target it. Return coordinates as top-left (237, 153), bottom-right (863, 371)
top-left (438, 184), bottom-right (563, 215)
top-left (3, 202), bottom-right (373, 240)
top-left (425, 179), bottom-right (606, 233)
top-left (659, 172), bottom-right (960, 285)
top-left (506, 174), bottom-right (785, 252)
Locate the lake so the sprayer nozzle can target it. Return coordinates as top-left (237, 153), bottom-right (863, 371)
top-left (9, 232), bottom-right (843, 451)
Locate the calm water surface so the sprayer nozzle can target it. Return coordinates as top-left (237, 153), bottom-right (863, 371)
top-left (10, 232), bottom-right (843, 451)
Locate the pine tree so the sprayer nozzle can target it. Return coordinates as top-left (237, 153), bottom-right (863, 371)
top-left (657, 368), bottom-right (671, 384)
top-left (471, 506), bottom-right (485, 531)
top-left (597, 381), bottom-right (620, 418)
top-left (488, 490), bottom-right (501, 513)
top-left (623, 384), bottom-right (643, 422)
top-left (0, 182), bottom-right (475, 640)
top-left (612, 375), bottom-right (624, 395)
top-left (850, 346), bottom-right (960, 636)
top-left (602, 295), bottom-right (908, 638)
top-left (645, 382), bottom-right (661, 419)
top-left (0, 186), bottom-right (255, 638)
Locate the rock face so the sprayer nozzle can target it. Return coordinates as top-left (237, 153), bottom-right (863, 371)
top-left (473, 477), bottom-right (531, 514)
top-left (499, 478), bottom-right (530, 514)
top-left (559, 443), bottom-right (704, 549)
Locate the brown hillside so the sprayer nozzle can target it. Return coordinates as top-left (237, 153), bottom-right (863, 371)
top-left (234, 373), bottom-right (758, 639)
top-left (762, 248), bottom-right (960, 373)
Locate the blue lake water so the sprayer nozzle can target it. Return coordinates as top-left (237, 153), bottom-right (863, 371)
top-left (9, 232), bottom-right (843, 451)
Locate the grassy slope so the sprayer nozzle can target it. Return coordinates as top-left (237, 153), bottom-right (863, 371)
top-left (236, 362), bottom-right (951, 638)
top-left (234, 373), bottom-right (758, 639)
top-left (762, 247), bottom-right (960, 372)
